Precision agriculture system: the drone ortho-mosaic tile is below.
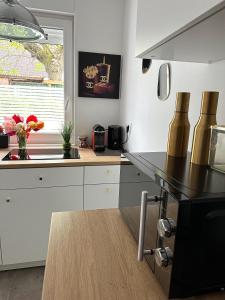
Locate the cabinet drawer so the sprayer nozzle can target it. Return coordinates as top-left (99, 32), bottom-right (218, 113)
top-left (0, 186), bottom-right (83, 265)
top-left (120, 165), bottom-right (152, 183)
top-left (84, 166), bottom-right (120, 184)
top-left (84, 184), bottom-right (119, 209)
top-left (0, 167), bottom-right (83, 189)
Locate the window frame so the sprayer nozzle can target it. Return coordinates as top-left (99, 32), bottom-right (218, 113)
top-left (9, 13), bottom-right (75, 146)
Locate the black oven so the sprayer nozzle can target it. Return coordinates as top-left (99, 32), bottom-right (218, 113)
top-left (119, 155), bottom-right (225, 299)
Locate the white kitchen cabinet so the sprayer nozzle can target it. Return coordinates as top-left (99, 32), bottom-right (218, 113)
top-left (0, 164), bottom-right (122, 268)
top-left (136, 0), bottom-right (224, 57)
top-left (0, 167), bottom-right (83, 190)
top-left (84, 165), bottom-right (120, 209)
top-left (84, 165), bottom-right (120, 184)
top-left (84, 184), bottom-right (119, 210)
top-left (0, 186), bottom-right (83, 265)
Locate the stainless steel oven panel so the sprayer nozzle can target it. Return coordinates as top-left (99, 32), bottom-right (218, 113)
top-left (144, 197), bottom-right (161, 271)
top-left (120, 165), bottom-right (153, 183)
top-left (154, 192), bottom-right (179, 296)
top-left (119, 182), bottom-right (160, 240)
top-left (119, 163), bottom-right (161, 271)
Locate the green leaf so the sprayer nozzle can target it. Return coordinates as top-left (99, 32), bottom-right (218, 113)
top-left (34, 62), bottom-right (44, 72)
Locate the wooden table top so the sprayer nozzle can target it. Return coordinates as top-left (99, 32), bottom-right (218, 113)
top-left (42, 209), bottom-right (225, 300)
top-left (0, 147), bottom-right (128, 169)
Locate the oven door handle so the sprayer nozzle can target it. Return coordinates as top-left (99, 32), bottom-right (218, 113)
top-left (137, 191), bottom-right (159, 261)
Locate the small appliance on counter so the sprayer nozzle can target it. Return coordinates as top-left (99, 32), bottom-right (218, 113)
top-left (108, 125), bottom-right (122, 150)
top-left (119, 152), bottom-right (225, 299)
top-left (0, 134), bottom-right (9, 148)
top-left (92, 124), bottom-right (106, 152)
top-left (209, 125), bottom-right (225, 173)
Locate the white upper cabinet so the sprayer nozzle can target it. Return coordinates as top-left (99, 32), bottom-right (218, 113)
top-left (136, 0), bottom-right (225, 61)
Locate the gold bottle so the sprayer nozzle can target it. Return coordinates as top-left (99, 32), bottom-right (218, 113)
top-left (191, 91), bottom-right (219, 165)
top-left (167, 92), bottom-right (190, 157)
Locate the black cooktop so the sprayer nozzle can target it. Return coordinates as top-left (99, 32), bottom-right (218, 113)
top-left (2, 148), bottom-right (80, 161)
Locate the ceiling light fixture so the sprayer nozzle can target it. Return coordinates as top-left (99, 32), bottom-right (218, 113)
top-left (0, 0), bottom-right (47, 41)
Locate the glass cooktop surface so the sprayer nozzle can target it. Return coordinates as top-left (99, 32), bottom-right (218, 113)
top-left (2, 148), bottom-right (80, 161)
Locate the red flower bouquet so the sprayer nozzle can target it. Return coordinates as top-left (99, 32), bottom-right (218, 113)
top-left (3, 114), bottom-right (44, 149)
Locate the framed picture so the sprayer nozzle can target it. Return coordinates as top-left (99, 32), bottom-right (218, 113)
top-left (78, 51), bottom-right (121, 99)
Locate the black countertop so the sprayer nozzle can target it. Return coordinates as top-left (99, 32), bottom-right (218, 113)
top-left (126, 152), bottom-right (225, 201)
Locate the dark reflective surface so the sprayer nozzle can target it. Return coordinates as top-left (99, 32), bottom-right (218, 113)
top-left (119, 164), bottom-right (161, 271)
top-left (155, 193), bottom-right (178, 296)
top-left (128, 152), bottom-right (225, 200)
top-left (2, 148), bottom-right (80, 161)
top-left (119, 155), bottom-right (225, 298)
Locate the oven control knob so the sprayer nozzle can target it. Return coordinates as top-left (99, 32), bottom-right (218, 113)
top-left (157, 218), bottom-right (176, 238)
top-left (155, 247), bottom-right (173, 268)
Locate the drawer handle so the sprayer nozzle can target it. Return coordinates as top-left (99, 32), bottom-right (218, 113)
top-left (137, 191), bottom-right (159, 261)
top-left (6, 198), bottom-right (11, 203)
top-left (137, 172), bottom-right (141, 176)
top-left (39, 177), bottom-right (43, 181)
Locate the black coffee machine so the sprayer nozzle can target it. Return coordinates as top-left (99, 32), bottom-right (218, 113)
top-left (108, 125), bottom-right (122, 150)
top-left (92, 124), bottom-right (106, 152)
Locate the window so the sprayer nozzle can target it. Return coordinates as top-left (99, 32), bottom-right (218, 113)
top-left (0, 14), bottom-right (74, 144)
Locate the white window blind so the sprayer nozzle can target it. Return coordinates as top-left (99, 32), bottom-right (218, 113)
top-left (0, 84), bottom-right (64, 133)
top-left (0, 27), bottom-right (65, 133)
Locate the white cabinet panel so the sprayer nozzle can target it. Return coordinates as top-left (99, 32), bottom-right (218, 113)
top-left (0, 167), bottom-right (83, 190)
top-left (0, 186), bottom-right (83, 265)
top-left (84, 166), bottom-right (120, 184)
top-left (136, 0), bottom-right (224, 56)
top-left (84, 184), bottom-right (119, 210)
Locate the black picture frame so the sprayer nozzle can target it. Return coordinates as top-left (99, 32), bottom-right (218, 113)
top-left (78, 51), bottom-right (121, 99)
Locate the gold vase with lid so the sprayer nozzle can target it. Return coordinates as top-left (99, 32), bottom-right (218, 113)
top-left (167, 92), bottom-right (190, 158)
top-left (191, 91), bottom-right (219, 165)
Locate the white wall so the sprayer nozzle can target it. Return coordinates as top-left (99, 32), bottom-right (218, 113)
top-left (74, 0), bottom-right (124, 139)
top-left (120, 0), bottom-right (225, 153)
top-left (21, 0), bottom-right (124, 141)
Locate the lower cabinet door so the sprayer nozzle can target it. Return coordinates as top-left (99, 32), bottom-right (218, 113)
top-left (0, 186), bottom-right (83, 265)
top-left (84, 184), bottom-right (119, 210)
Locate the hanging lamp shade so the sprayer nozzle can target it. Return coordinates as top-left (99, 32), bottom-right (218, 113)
top-left (0, 0), bottom-right (47, 41)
